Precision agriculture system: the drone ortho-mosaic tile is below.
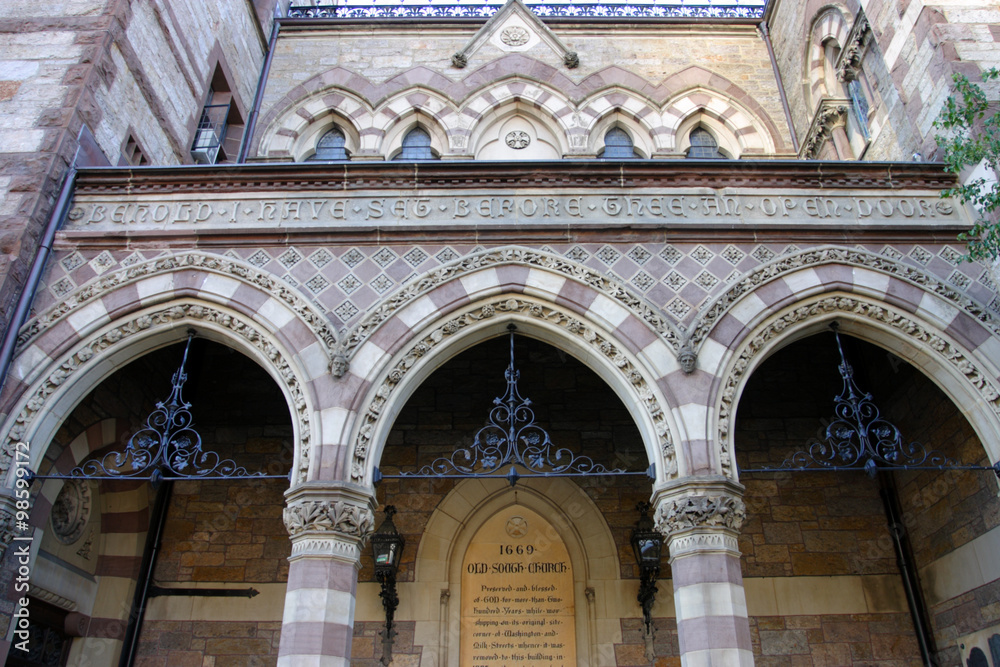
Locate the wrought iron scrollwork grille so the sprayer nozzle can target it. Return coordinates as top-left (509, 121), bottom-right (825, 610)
top-left (376, 324), bottom-right (654, 486)
top-left (742, 323), bottom-right (1000, 479)
top-left (29, 332), bottom-right (289, 483)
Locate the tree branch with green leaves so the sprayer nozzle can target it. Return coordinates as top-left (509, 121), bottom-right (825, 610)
top-left (934, 68), bottom-right (1000, 261)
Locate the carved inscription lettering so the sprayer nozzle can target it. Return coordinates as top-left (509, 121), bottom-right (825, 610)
top-left (69, 194), bottom-right (958, 230)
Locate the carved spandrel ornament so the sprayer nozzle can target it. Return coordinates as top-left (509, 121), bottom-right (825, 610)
top-left (500, 25), bottom-right (530, 46)
top-left (505, 130), bottom-right (531, 149)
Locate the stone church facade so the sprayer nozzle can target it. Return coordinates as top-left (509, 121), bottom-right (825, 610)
top-left (0, 1), bottom-right (999, 666)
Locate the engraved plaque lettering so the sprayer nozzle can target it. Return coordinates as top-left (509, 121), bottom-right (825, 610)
top-left (462, 507), bottom-right (576, 667)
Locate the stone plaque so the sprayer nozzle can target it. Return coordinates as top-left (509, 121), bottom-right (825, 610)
top-left (461, 507), bottom-right (576, 667)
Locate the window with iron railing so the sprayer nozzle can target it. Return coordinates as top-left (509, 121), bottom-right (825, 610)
top-left (191, 103), bottom-right (230, 164)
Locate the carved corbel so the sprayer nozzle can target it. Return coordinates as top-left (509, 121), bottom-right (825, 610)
top-left (677, 339), bottom-right (697, 374)
top-left (836, 14), bottom-right (872, 82)
top-left (800, 100), bottom-right (849, 159)
top-left (330, 354), bottom-right (349, 379)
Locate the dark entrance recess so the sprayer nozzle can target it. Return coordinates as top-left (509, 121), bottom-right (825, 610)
top-left (736, 326), bottom-right (1000, 667)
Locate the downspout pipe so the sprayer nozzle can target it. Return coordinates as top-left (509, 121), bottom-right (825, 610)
top-left (760, 20), bottom-right (799, 154)
top-left (0, 163), bottom-right (77, 396)
top-left (118, 480), bottom-right (173, 667)
top-left (878, 473), bottom-right (938, 667)
top-left (238, 17), bottom-right (281, 163)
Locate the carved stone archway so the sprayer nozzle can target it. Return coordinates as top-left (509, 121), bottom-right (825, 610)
top-left (715, 293), bottom-right (1000, 480)
top-left (350, 295), bottom-right (682, 487)
top-left (0, 301), bottom-right (316, 487)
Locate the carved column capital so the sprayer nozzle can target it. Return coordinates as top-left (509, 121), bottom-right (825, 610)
top-left (652, 479), bottom-right (746, 560)
top-left (283, 484), bottom-right (376, 564)
top-left (800, 99), bottom-right (850, 159)
top-left (836, 13), bottom-right (872, 82)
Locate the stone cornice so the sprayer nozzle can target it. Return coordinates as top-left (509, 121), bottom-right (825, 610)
top-left (72, 160), bottom-right (956, 196)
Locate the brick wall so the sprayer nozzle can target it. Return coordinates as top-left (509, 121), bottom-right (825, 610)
top-left (133, 620), bottom-right (282, 667)
top-left (0, 0), bottom-right (268, 336)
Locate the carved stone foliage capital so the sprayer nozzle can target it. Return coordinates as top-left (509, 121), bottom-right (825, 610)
top-left (656, 494), bottom-right (746, 535)
top-left (801, 100), bottom-right (849, 159)
top-left (836, 14), bottom-right (871, 82)
top-left (283, 499), bottom-right (374, 540)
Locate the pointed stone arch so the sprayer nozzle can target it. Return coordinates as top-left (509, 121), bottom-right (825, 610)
top-left (345, 295), bottom-right (683, 491)
top-left (577, 87), bottom-right (663, 156)
top-left (714, 292), bottom-right (1000, 481)
top-left (663, 85), bottom-right (777, 156)
top-left (805, 5), bottom-right (853, 108)
top-left (412, 477), bottom-right (623, 667)
top-left (0, 300), bottom-right (318, 488)
top-left (462, 79), bottom-right (576, 156)
top-left (257, 87), bottom-right (369, 159)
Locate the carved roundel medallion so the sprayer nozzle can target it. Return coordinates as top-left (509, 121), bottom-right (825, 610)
top-left (500, 26), bottom-right (530, 46)
top-left (505, 130), bottom-right (531, 149)
top-left (50, 479), bottom-right (92, 544)
top-left (506, 515), bottom-right (528, 538)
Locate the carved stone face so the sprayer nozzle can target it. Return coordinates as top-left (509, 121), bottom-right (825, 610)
top-left (678, 349), bottom-right (696, 374)
top-left (330, 354), bottom-right (349, 378)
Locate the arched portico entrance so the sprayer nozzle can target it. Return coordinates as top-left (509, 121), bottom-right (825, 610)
top-left (722, 295), bottom-right (1000, 666)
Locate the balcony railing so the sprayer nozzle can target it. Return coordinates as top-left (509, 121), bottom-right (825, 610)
top-left (191, 103), bottom-right (230, 165)
top-left (287, 1), bottom-right (765, 20)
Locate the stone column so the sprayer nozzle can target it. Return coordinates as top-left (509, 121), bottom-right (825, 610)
top-left (278, 484), bottom-right (375, 667)
top-left (654, 480), bottom-right (752, 667)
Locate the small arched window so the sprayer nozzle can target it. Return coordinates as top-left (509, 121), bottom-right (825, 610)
top-left (686, 127), bottom-right (725, 159)
top-left (393, 127), bottom-right (437, 161)
top-left (600, 127), bottom-right (638, 159)
top-left (307, 127), bottom-right (348, 162)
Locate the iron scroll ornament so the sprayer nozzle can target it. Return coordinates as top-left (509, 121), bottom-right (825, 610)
top-left (28, 332), bottom-right (289, 483)
top-left (375, 324), bottom-right (655, 486)
top-left (742, 323), bottom-right (1000, 479)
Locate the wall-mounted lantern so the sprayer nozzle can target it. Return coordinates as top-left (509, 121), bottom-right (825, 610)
top-left (630, 501), bottom-right (662, 657)
top-left (371, 505), bottom-right (405, 666)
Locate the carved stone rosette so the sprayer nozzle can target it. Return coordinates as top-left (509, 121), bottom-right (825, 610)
top-left (653, 481), bottom-right (746, 559)
top-left (283, 486), bottom-right (376, 563)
